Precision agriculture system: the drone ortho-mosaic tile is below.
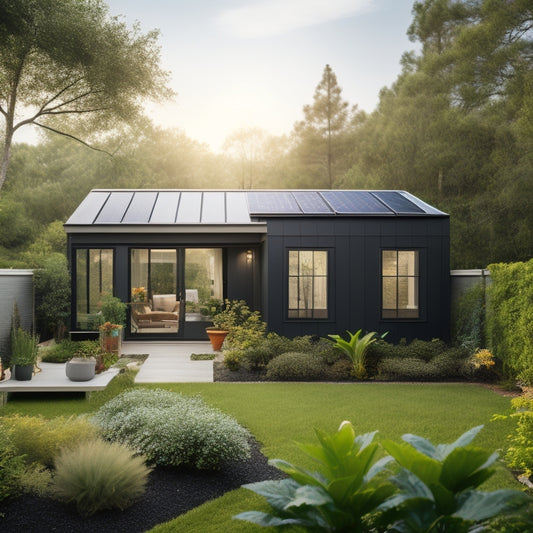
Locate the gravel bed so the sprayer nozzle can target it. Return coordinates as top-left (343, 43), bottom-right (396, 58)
top-left (1, 438), bottom-right (284, 533)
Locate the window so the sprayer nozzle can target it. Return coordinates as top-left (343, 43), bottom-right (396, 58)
top-left (382, 250), bottom-right (419, 319)
top-left (76, 249), bottom-right (113, 329)
top-left (288, 250), bottom-right (328, 319)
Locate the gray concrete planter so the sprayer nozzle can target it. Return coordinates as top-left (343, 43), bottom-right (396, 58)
top-left (66, 357), bottom-right (96, 382)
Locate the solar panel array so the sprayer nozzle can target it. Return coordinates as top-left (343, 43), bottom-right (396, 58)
top-left (247, 190), bottom-right (428, 216)
top-left (65, 189), bottom-right (443, 226)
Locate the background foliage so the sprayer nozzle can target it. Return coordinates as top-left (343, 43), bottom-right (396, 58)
top-left (0, 0), bottom-right (530, 271)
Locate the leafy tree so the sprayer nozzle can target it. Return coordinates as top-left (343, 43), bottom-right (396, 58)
top-left (0, 0), bottom-right (173, 194)
top-left (33, 253), bottom-right (71, 341)
top-left (293, 64), bottom-right (355, 188)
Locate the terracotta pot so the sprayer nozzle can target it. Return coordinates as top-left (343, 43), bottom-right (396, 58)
top-left (206, 329), bottom-right (228, 351)
top-left (100, 326), bottom-right (122, 355)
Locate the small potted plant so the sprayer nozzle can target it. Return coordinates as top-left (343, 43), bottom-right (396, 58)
top-left (99, 322), bottom-right (123, 355)
top-left (66, 340), bottom-right (99, 382)
top-left (98, 295), bottom-right (127, 355)
top-left (205, 299), bottom-right (232, 351)
top-left (10, 327), bottom-right (39, 381)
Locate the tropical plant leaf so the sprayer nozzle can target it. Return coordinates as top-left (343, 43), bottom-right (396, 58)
top-left (233, 511), bottom-right (305, 527)
top-left (355, 429), bottom-right (378, 451)
top-left (286, 485), bottom-right (333, 509)
top-left (453, 489), bottom-right (530, 522)
top-left (435, 425), bottom-right (484, 460)
top-left (269, 459), bottom-right (327, 487)
top-left (402, 434), bottom-right (439, 460)
top-left (440, 447), bottom-right (495, 492)
top-left (389, 468), bottom-right (435, 502)
top-left (241, 479), bottom-right (300, 511)
top-left (383, 440), bottom-right (441, 485)
top-left (364, 455), bottom-right (395, 483)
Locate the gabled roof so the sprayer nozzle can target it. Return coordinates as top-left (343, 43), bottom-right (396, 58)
top-left (64, 189), bottom-right (447, 233)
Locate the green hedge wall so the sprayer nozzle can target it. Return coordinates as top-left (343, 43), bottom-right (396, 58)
top-left (486, 259), bottom-right (533, 384)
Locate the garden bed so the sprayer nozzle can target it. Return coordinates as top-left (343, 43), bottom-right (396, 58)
top-left (0, 437), bottom-right (285, 532)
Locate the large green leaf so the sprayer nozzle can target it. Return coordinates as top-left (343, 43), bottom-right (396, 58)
top-left (286, 485), bottom-right (333, 509)
top-left (440, 447), bottom-right (496, 492)
top-left (383, 440), bottom-right (441, 485)
top-left (402, 434), bottom-right (439, 460)
top-left (453, 489), bottom-right (530, 521)
top-left (381, 468), bottom-right (435, 510)
top-left (435, 425), bottom-right (484, 460)
top-left (233, 511), bottom-right (304, 528)
top-left (364, 455), bottom-right (395, 483)
top-left (241, 479), bottom-right (300, 511)
top-left (269, 459), bottom-right (328, 487)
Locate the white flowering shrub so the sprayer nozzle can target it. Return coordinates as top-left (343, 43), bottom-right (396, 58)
top-left (93, 389), bottom-right (251, 469)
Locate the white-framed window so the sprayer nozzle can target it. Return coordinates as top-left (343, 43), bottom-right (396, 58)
top-left (382, 250), bottom-right (419, 319)
top-left (288, 250), bottom-right (328, 319)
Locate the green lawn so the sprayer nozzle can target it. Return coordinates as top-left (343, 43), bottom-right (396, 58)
top-left (1, 379), bottom-right (520, 532)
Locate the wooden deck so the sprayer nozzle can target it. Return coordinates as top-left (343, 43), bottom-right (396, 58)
top-left (0, 363), bottom-right (120, 406)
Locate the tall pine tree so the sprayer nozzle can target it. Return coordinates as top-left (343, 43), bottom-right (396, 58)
top-left (293, 65), bottom-right (354, 188)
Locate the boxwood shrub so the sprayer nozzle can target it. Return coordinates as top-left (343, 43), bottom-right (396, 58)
top-left (240, 333), bottom-right (340, 370)
top-left (266, 352), bottom-right (329, 381)
top-left (93, 389), bottom-right (251, 469)
top-left (377, 348), bottom-right (468, 381)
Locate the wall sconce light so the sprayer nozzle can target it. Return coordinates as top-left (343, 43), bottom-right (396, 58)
top-left (246, 250), bottom-right (253, 264)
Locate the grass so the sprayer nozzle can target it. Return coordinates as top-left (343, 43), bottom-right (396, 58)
top-left (0, 379), bottom-right (521, 532)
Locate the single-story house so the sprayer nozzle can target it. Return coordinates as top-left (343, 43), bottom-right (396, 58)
top-left (64, 189), bottom-right (450, 343)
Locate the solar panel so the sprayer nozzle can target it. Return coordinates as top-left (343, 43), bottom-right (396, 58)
top-left (122, 192), bottom-right (158, 223)
top-left (95, 192), bottom-right (134, 223)
top-left (226, 192), bottom-right (251, 223)
top-left (150, 192), bottom-right (180, 224)
top-left (66, 191), bottom-right (110, 224)
top-left (201, 192), bottom-right (226, 224)
top-left (247, 191), bottom-right (301, 214)
top-left (321, 191), bottom-right (392, 214)
top-left (372, 192), bottom-right (424, 214)
top-left (293, 192), bottom-right (333, 214)
top-left (176, 192), bottom-right (202, 223)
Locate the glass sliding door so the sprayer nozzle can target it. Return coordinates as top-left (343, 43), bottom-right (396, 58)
top-left (129, 247), bottom-right (223, 338)
top-left (184, 249), bottom-right (223, 323)
top-left (130, 249), bottom-right (181, 335)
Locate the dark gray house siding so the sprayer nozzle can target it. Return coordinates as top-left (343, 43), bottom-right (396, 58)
top-left (65, 189), bottom-right (450, 343)
top-left (262, 217), bottom-right (450, 342)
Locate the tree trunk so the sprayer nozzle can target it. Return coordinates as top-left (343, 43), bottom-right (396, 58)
top-left (0, 127), bottom-right (14, 194)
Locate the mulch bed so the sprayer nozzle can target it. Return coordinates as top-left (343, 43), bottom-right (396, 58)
top-left (0, 437), bottom-right (285, 533)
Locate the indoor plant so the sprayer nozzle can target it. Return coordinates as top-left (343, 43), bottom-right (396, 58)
top-left (10, 327), bottom-right (39, 381)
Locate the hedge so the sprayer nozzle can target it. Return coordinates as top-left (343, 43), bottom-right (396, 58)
top-left (486, 259), bottom-right (533, 384)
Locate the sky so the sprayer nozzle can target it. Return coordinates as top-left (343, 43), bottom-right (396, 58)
top-left (21, 0), bottom-right (420, 152)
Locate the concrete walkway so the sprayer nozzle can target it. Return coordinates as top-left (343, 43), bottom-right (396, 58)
top-left (122, 341), bottom-right (215, 383)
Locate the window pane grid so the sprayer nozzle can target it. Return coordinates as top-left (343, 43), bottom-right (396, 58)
top-left (75, 249), bottom-right (114, 330)
top-left (382, 250), bottom-right (419, 319)
top-left (288, 250), bottom-right (328, 319)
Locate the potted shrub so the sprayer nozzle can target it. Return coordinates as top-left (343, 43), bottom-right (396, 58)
top-left (66, 341), bottom-right (99, 382)
top-left (10, 327), bottom-right (39, 381)
top-left (98, 295), bottom-right (127, 355)
top-left (206, 299), bottom-right (265, 352)
top-left (205, 299), bottom-right (234, 351)
top-left (99, 322), bottom-right (123, 355)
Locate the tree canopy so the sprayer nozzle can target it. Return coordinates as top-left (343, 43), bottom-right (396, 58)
top-left (0, 0), bottom-right (173, 193)
top-left (0, 0), bottom-right (531, 271)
